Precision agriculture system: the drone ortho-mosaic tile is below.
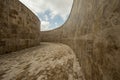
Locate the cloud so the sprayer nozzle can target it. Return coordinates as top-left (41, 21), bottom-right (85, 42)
top-left (55, 22), bottom-right (58, 25)
top-left (49, 11), bottom-right (58, 19)
top-left (41, 21), bottom-right (50, 31)
top-left (19, 0), bottom-right (73, 31)
top-left (19, 0), bottom-right (73, 19)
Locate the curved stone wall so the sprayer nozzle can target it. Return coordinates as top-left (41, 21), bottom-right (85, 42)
top-left (41, 0), bottom-right (120, 80)
top-left (0, 0), bottom-right (40, 54)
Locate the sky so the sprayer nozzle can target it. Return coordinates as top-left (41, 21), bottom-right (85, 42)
top-left (19, 0), bottom-right (73, 31)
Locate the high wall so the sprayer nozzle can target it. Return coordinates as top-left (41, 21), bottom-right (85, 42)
top-left (41, 0), bottom-right (120, 80)
top-left (0, 0), bottom-right (40, 54)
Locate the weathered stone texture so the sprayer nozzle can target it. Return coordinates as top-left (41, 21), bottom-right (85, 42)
top-left (0, 0), bottom-right (40, 54)
top-left (41, 0), bottom-right (120, 80)
top-left (0, 42), bottom-right (85, 80)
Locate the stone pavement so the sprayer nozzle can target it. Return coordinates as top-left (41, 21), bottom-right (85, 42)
top-left (0, 42), bottom-right (85, 80)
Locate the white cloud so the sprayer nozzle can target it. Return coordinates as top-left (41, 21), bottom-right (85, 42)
top-left (55, 22), bottom-right (58, 26)
top-left (44, 15), bottom-right (49, 21)
top-left (19, 0), bottom-right (73, 31)
top-left (49, 11), bottom-right (58, 19)
top-left (19, 0), bottom-right (73, 20)
top-left (41, 21), bottom-right (50, 31)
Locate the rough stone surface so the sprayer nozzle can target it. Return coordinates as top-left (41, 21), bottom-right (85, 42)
top-left (0, 0), bottom-right (40, 54)
top-left (0, 42), bottom-right (85, 80)
top-left (0, 0), bottom-right (120, 80)
top-left (41, 0), bottom-right (120, 80)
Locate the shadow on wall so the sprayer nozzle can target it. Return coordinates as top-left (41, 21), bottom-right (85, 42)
top-left (0, 0), bottom-right (40, 54)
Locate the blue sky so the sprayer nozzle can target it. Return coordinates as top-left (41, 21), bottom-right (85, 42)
top-left (19, 0), bottom-right (73, 31)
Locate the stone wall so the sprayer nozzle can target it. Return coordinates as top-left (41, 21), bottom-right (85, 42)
top-left (41, 0), bottom-right (120, 80)
top-left (0, 0), bottom-right (40, 54)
